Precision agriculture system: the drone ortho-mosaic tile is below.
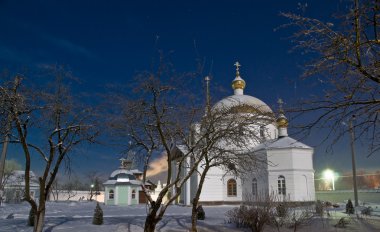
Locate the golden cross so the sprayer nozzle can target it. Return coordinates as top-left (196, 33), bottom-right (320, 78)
top-left (277, 98), bottom-right (284, 111)
top-left (234, 61), bottom-right (241, 72)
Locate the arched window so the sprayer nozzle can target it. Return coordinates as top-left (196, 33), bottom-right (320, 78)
top-left (109, 190), bottom-right (114, 199)
top-left (252, 178), bottom-right (257, 196)
top-left (260, 126), bottom-right (265, 139)
top-left (278, 175), bottom-right (286, 195)
top-left (132, 189), bottom-right (136, 199)
top-left (227, 179), bottom-right (237, 197)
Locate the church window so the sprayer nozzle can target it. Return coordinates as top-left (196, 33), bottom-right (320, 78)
top-left (278, 175), bottom-right (286, 195)
top-left (227, 179), bottom-right (237, 197)
top-left (132, 189), bottom-right (136, 199)
top-left (109, 190), bottom-right (114, 199)
top-left (252, 178), bottom-right (257, 196)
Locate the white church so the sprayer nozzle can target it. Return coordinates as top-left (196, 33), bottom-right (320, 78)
top-left (175, 62), bottom-right (315, 205)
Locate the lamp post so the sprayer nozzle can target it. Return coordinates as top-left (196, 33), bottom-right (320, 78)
top-left (349, 116), bottom-right (359, 207)
top-left (90, 184), bottom-right (94, 201)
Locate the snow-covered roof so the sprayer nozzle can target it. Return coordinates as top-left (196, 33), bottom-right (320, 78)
top-left (212, 94), bottom-right (273, 113)
top-left (254, 136), bottom-right (312, 151)
top-left (129, 169), bottom-right (143, 174)
top-left (109, 168), bottom-right (142, 179)
top-left (104, 167), bottom-right (145, 186)
top-left (5, 170), bottom-right (39, 187)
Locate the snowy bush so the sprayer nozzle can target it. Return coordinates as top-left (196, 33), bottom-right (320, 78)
top-left (361, 206), bottom-right (373, 216)
top-left (92, 202), bottom-right (103, 225)
top-left (226, 204), bottom-right (273, 232)
top-left (276, 203), bottom-right (288, 218)
top-left (315, 200), bottom-right (324, 216)
top-left (334, 217), bottom-right (349, 228)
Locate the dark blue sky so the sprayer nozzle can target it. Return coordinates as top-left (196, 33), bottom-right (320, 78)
top-left (1, 0), bottom-right (379, 179)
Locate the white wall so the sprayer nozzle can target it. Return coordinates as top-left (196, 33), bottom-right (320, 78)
top-left (49, 190), bottom-right (104, 203)
top-left (266, 148), bottom-right (315, 201)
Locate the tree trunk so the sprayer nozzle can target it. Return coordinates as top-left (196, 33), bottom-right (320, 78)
top-left (191, 202), bottom-right (198, 232)
top-left (191, 166), bottom-right (209, 232)
top-left (34, 207), bottom-right (46, 232)
top-left (144, 212), bottom-right (158, 232)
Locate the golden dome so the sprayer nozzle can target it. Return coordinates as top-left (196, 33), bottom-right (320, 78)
top-left (232, 79), bottom-right (246, 90)
top-left (276, 98), bottom-right (288, 128)
top-left (277, 116), bottom-right (288, 128)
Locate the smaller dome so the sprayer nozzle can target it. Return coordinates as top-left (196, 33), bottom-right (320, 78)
top-left (276, 115), bottom-right (288, 128)
top-left (232, 77), bottom-right (246, 90)
top-left (276, 99), bottom-right (288, 128)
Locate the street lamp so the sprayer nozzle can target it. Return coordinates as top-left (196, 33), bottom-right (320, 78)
top-left (323, 169), bottom-right (335, 191)
top-left (90, 184), bottom-right (94, 201)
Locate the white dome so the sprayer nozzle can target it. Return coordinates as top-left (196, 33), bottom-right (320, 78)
top-left (212, 94), bottom-right (273, 114)
top-left (109, 169), bottom-right (135, 179)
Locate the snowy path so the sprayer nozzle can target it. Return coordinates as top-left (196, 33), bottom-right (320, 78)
top-left (1, 201), bottom-right (380, 231)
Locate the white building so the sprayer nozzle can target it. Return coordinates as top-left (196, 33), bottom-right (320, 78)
top-left (2, 170), bottom-right (39, 203)
top-left (176, 62), bottom-right (315, 205)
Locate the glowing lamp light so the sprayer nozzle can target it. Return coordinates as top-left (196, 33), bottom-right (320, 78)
top-left (323, 169), bottom-right (335, 191)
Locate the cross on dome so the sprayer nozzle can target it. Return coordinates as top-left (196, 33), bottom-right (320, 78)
top-left (232, 61), bottom-right (246, 95)
top-left (234, 61), bottom-right (241, 71)
top-left (277, 98), bottom-right (284, 112)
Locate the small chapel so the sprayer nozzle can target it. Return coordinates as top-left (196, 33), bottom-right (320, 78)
top-left (103, 158), bottom-right (147, 205)
top-left (175, 62), bottom-right (315, 205)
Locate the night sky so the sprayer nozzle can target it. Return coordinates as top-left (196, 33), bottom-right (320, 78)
top-left (1, 0), bottom-right (379, 179)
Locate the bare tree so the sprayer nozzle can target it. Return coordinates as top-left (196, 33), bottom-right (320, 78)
top-left (62, 179), bottom-right (80, 201)
top-left (109, 55), bottom-right (219, 232)
top-left (0, 65), bottom-right (98, 232)
top-left (109, 56), bottom-right (275, 231)
top-left (189, 104), bottom-right (273, 232)
top-left (281, 0), bottom-right (380, 154)
top-left (86, 171), bottom-right (103, 201)
top-left (50, 175), bottom-right (86, 201)
top-left (50, 177), bottom-right (62, 201)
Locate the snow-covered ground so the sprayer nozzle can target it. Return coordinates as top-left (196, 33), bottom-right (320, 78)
top-left (1, 201), bottom-right (380, 231)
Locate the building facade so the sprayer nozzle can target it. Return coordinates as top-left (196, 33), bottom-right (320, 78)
top-left (103, 159), bottom-right (144, 206)
top-left (175, 62), bottom-right (315, 205)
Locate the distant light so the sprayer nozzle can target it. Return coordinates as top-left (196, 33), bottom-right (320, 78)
top-left (323, 169), bottom-right (334, 180)
top-left (323, 169), bottom-right (335, 191)
top-left (91, 184), bottom-right (94, 188)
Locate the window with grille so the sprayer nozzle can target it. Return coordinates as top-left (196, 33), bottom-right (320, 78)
top-left (132, 189), bottom-right (136, 199)
top-left (109, 190), bottom-right (114, 199)
top-left (252, 178), bottom-right (257, 196)
top-left (278, 175), bottom-right (286, 195)
top-left (227, 179), bottom-right (237, 197)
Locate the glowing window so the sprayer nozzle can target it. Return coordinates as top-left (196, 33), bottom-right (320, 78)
top-left (227, 179), bottom-right (237, 197)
